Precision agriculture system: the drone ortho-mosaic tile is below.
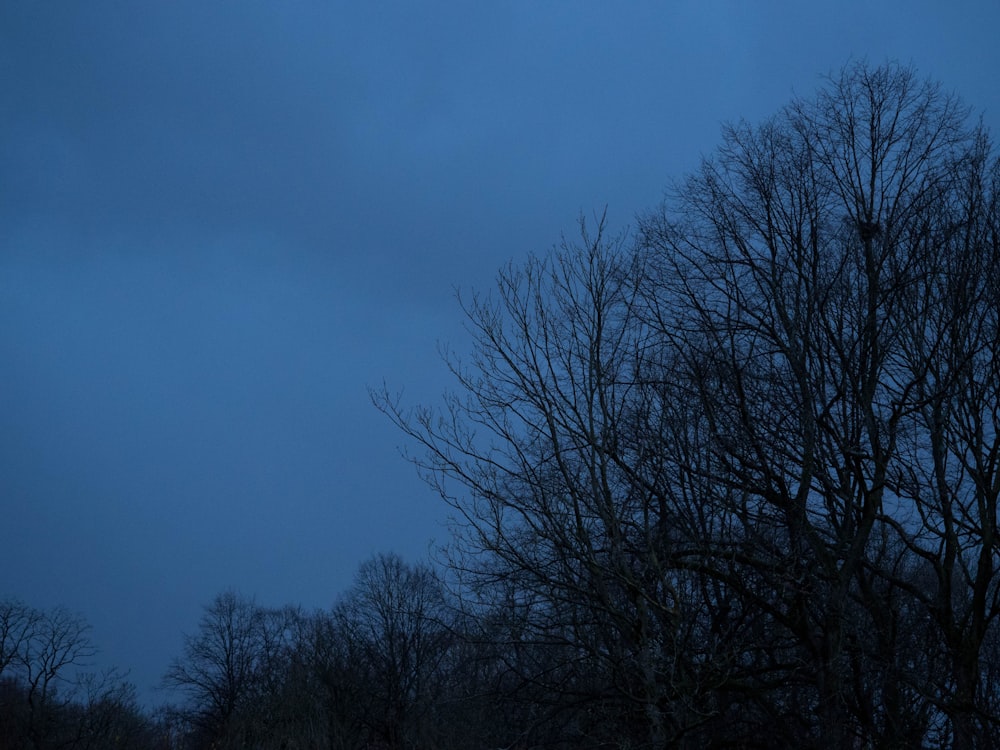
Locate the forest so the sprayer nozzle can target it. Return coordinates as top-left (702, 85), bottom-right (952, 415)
top-left (4, 61), bottom-right (1000, 749)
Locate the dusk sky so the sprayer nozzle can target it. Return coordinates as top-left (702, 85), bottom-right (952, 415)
top-left (3, 2), bottom-right (999, 706)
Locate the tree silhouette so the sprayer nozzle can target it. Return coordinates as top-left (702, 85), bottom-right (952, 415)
top-left (377, 61), bottom-right (1000, 748)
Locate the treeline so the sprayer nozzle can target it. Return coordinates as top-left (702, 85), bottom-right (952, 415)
top-left (5, 60), bottom-right (1000, 748)
top-left (5, 552), bottom-right (634, 750)
top-left (157, 555), bottom-right (589, 750)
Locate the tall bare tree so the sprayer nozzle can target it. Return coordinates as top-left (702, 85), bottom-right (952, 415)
top-left (379, 62), bottom-right (999, 748)
top-left (636, 61), bottom-right (996, 747)
top-left (375, 217), bottom-right (731, 747)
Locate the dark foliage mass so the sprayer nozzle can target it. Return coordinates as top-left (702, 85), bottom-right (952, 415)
top-left (5, 62), bottom-right (1000, 749)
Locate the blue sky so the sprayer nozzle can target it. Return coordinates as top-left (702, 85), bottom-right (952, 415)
top-left (2, 1), bottom-right (999, 706)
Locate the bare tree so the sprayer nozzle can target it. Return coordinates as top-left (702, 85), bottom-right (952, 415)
top-left (375, 216), bottom-right (731, 747)
top-left (331, 553), bottom-right (453, 750)
top-left (162, 591), bottom-right (299, 750)
top-left (281, 609), bottom-right (367, 750)
top-left (0, 599), bottom-right (98, 750)
top-left (378, 62), bottom-right (999, 748)
top-left (163, 591), bottom-right (259, 746)
top-left (886, 129), bottom-right (1000, 747)
top-left (69, 668), bottom-right (150, 750)
top-left (636, 61), bottom-right (995, 746)
top-left (0, 599), bottom-right (40, 681)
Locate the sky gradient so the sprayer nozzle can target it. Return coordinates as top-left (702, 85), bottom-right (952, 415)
top-left (3, 1), bottom-right (1000, 706)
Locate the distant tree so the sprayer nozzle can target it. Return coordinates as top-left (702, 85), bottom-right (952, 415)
top-left (162, 591), bottom-right (258, 747)
top-left (332, 553), bottom-right (453, 750)
top-left (279, 609), bottom-right (367, 750)
top-left (162, 591), bottom-right (299, 750)
top-left (69, 669), bottom-right (152, 750)
top-left (239, 604), bottom-right (302, 747)
top-left (0, 598), bottom-right (113, 750)
top-left (0, 599), bottom-right (40, 681)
